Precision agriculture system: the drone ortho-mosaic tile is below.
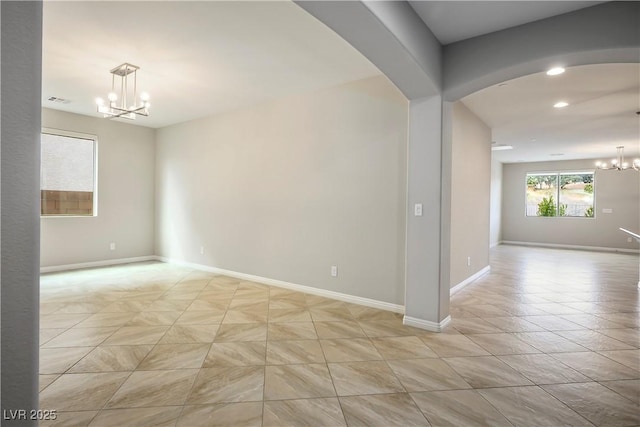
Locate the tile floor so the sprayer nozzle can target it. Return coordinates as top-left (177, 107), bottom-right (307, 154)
top-left (39, 245), bottom-right (639, 426)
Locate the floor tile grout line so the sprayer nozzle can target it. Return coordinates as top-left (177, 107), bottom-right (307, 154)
top-left (39, 252), bottom-right (639, 426)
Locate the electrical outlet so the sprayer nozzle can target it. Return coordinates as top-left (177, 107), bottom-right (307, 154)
top-left (200, 246), bottom-right (205, 255)
top-left (331, 266), bottom-right (338, 277)
top-left (109, 242), bottom-right (116, 251)
top-left (467, 256), bottom-right (471, 267)
top-left (414, 203), bottom-right (423, 216)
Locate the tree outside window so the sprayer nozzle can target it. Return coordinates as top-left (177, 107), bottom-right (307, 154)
top-left (526, 172), bottom-right (594, 217)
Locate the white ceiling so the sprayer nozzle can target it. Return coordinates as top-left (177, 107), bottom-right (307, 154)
top-left (463, 63), bottom-right (640, 164)
top-left (408, 1), bottom-right (605, 45)
top-left (42, 1), bottom-right (380, 128)
top-left (42, 1), bottom-right (639, 164)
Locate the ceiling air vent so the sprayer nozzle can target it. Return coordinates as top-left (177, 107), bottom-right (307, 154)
top-left (47, 96), bottom-right (71, 104)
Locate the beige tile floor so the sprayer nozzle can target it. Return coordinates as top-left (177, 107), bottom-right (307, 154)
top-left (39, 245), bottom-right (639, 426)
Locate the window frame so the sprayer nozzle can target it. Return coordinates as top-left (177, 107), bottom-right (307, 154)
top-left (525, 170), bottom-right (595, 219)
top-left (41, 127), bottom-right (99, 218)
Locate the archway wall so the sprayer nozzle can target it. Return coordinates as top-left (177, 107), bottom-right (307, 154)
top-left (443, 1), bottom-right (640, 101)
top-left (295, 0), bottom-right (442, 99)
top-left (294, 0), bottom-right (640, 330)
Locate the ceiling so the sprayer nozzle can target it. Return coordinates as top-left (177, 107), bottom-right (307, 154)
top-left (408, 1), bottom-right (606, 45)
top-left (462, 63), bottom-right (640, 164)
top-left (42, 1), bottom-right (638, 164)
top-left (42, 1), bottom-right (380, 129)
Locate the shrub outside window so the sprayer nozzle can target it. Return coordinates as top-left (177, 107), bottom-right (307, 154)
top-left (41, 129), bottom-right (97, 216)
top-left (526, 172), bottom-right (594, 217)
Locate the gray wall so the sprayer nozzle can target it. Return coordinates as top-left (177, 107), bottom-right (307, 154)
top-left (156, 76), bottom-right (408, 305)
top-left (1, 1), bottom-right (42, 423)
top-left (40, 109), bottom-right (156, 268)
top-left (450, 102), bottom-right (491, 287)
top-left (502, 159), bottom-right (640, 250)
top-left (404, 95), bottom-right (449, 326)
top-left (443, 1), bottom-right (640, 100)
top-left (490, 158), bottom-right (503, 247)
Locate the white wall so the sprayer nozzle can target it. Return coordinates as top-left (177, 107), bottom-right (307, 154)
top-left (490, 158), bottom-right (503, 247)
top-left (449, 102), bottom-right (491, 288)
top-left (502, 159), bottom-right (640, 250)
top-left (40, 108), bottom-right (156, 267)
top-left (156, 76), bottom-right (408, 305)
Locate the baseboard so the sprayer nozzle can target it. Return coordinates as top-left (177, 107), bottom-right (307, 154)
top-left (403, 315), bottom-right (451, 332)
top-left (450, 265), bottom-right (490, 295)
top-left (40, 255), bottom-right (157, 273)
top-left (490, 240), bottom-right (503, 248)
top-left (157, 256), bottom-right (405, 314)
top-left (502, 241), bottom-right (639, 254)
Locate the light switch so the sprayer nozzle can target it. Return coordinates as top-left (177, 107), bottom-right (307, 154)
top-left (414, 203), bottom-right (423, 216)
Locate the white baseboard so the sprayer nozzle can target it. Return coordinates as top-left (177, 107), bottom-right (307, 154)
top-left (450, 265), bottom-right (491, 295)
top-left (502, 241), bottom-right (639, 254)
top-left (403, 315), bottom-right (451, 332)
top-left (157, 256), bottom-right (405, 314)
top-left (490, 240), bottom-right (503, 248)
top-left (40, 255), bottom-right (157, 273)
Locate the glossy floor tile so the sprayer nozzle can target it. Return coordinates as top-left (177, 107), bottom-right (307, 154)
top-left (263, 398), bottom-right (346, 427)
top-left (339, 393), bottom-right (428, 426)
top-left (411, 389), bottom-right (512, 427)
top-left (39, 246), bottom-right (638, 425)
top-left (542, 382), bottom-right (640, 426)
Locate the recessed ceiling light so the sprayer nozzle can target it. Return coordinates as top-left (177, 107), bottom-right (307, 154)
top-left (491, 145), bottom-right (513, 151)
top-left (546, 67), bottom-right (565, 76)
top-left (554, 101), bottom-right (569, 108)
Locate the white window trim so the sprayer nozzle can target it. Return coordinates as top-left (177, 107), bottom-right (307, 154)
top-left (525, 170), bottom-right (595, 219)
top-left (41, 127), bottom-right (99, 218)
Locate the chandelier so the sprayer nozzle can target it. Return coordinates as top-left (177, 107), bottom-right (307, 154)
top-left (96, 63), bottom-right (150, 120)
top-left (595, 146), bottom-right (640, 171)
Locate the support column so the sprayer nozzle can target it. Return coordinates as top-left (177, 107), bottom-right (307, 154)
top-left (1, 1), bottom-right (43, 424)
top-left (403, 96), bottom-right (451, 331)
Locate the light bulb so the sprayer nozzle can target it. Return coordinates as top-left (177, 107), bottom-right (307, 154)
top-left (95, 97), bottom-right (104, 106)
top-left (601, 163), bottom-right (608, 168)
top-left (108, 92), bottom-right (118, 102)
top-left (144, 102), bottom-right (151, 108)
top-left (595, 161), bottom-right (601, 167)
top-left (611, 159), bottom-right (618, 165)
top-left (140, 92), bottom-right (150, 102)
top-left (553, 101), bottom-right (569, 108)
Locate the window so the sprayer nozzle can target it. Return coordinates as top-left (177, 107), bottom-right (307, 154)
top-left (526, 172), bottom-right (594, 217)
top-left (41, 129), bottom-right (97, 216)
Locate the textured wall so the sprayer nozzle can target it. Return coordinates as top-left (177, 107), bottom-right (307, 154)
top-left (1, 1), bottom-right (43, 423)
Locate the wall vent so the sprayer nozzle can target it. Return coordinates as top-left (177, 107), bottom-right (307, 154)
top-left (47, 96), bottom-right (71, 104)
